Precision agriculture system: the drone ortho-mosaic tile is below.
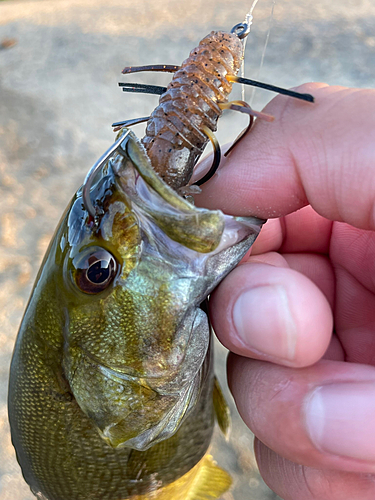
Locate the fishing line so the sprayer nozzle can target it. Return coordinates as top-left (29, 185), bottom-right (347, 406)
top-left (239, 0), bottom-right (259, 102)
top-left (249, 0), bottom-right (276, 106)
top-left (240, 0), bottom-right (259, 102)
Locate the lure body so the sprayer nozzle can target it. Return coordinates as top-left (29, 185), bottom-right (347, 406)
top-left (141, 31), bottom-right (243, 189)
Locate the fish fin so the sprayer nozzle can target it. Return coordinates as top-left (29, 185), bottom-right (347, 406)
top-left (179, 454), bottom-right (232, 500)
top-left (213, 377), bottom-right (231, 439)
top-left (131, 454), bottom-right (232, 500)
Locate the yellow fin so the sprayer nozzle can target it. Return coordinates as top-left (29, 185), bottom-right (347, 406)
top-left (213, 377), bottom-right (231, 438)
top-left (130, 454), bottom-right (232, 500)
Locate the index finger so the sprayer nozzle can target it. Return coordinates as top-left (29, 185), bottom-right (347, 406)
top-left (195, 84), bottom-right (375, 230)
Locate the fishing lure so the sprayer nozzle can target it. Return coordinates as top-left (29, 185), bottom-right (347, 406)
top-left (114, 22), bottom-right (313, 192)
top-left (8, 17), bottom-right (313, 500)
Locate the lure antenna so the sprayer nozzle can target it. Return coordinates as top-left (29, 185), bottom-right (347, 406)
top-left (118, 82), bottom-right (167, 96)
top-left (112, 116), bottom-right (150, 132)
top-left (122, 64), bottom-right (180, 75)
top-left (226, 75), bottom-right (314, 102)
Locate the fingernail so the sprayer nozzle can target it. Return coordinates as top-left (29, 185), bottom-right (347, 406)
top-left (305, 382), bottom-right (375, 461)
top-left (232, 285), bottom-right (297, 362)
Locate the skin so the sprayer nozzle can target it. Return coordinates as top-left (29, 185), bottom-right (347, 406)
top-left (195, 83), bottom-right (375, 499)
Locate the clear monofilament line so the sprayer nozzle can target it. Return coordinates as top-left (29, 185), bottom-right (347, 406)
top-left (240, 0), bottom-right (260, 101)
top-left (250, 0), bottom-right (276, 106)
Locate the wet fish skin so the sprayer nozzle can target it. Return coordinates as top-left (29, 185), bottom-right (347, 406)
top-left (8, 132), bottom-right (263, 499)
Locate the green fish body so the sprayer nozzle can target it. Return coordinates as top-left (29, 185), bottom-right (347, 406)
top-left (8, 131), bottom-right (263, 499)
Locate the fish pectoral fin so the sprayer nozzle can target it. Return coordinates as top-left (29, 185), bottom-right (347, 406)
top-left (213, 377), bottom-right (231, 439)
top-left (133, 454), bottom-right (232, 500)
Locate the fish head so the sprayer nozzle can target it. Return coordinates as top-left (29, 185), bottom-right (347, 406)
top-left (57, 130), bottom-right (263, 451)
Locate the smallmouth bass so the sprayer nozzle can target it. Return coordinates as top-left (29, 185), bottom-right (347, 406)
top-left (8, 129), bottom-right (264, 499)
top-left (7, 16), bottom-right (273, 499)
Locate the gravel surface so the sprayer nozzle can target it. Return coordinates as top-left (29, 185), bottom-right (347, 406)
top-left (0, 0), bottom-right (374, 498)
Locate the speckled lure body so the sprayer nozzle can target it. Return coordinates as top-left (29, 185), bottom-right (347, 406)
top-left (141, 31), bottom-right (243, 189)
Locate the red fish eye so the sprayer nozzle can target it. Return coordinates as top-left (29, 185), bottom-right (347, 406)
top-left (72, 248), bottom-right (117, 294)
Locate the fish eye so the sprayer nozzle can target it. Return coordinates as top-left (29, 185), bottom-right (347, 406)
top-left (72, 247), bottom-right (117, 294)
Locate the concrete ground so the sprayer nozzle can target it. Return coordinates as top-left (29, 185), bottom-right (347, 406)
top-left (0, 0), bottom-right (374, 498)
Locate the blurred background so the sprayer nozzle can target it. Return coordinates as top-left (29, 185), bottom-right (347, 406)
top-left (0, 0), bottom-right (374, 498)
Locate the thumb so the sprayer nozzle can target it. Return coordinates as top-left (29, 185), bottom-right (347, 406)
top-left (195, 83), bottom-right (375, 230)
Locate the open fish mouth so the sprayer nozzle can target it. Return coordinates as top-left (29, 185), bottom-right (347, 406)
top-left (111, 130), bottom-right (264, 257)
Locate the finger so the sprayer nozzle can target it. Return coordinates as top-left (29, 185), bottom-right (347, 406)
top-left (282, 253), bottom-right (335, 309)
top-left (278, 205), bottom-right (333, 254)
top-left (210, 261), bottom-right (333, 367)
top-left (228, 355), bottom-right (375, 473)
top-left (255, 439), bottom-right (375, 500)
top-left (242, 202), bottom-right (375, 367)
top-left (195, 84), bottom-right (375, 230)
top-left (243, 250), bottom-right (335, 309)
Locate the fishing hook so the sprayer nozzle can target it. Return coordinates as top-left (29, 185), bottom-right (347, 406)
top-left (82, 129), bottom-right (131, 220)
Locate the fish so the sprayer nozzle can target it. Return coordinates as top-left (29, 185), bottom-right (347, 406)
top-left (8, 14), bottom-right (313, 500)
top-left (8, 124), bottom-right (263, 499)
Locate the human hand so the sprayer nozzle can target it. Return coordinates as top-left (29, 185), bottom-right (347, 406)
top-left (196, 84), bottom-right (375, 499)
